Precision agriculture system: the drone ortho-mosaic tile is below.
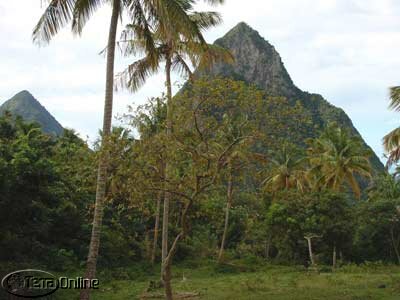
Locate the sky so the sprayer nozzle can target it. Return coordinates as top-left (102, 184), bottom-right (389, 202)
top-left (0, 0), bottom-right (399, 162)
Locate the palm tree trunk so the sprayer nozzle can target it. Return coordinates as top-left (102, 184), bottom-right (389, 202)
top-left (161, 53), bottom-right (173, 280)
top-left (218, 166), bottom-right (233, 263)
top-left (162, 54), bottom-right (174, 298)
top-left (151, 191), bottom-right (162, 265)
top-left (80, 1), bottom-right (120, 299)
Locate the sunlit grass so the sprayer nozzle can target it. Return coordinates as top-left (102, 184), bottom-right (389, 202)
top-left (60, 263), bottom-right (400, 300)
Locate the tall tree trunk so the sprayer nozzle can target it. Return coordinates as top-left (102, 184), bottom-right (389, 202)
top-left (151, 191), bottom-right (162, 265)
top-left (332, 244), bottom-right (337, 270)
top-left (162, 54), bottom-right (173, 289)
top-left (390, 227), bottom-right (400, 265)
top-left (80, 1), bottom-right (120, 299)
top-left (218, 166), bottom-right (233, 263)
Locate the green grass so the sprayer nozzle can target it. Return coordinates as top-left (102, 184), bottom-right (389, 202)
top-left (52, 262), bottom-right (400, 300)
top-left (2, 261), bottom-right (399, 299)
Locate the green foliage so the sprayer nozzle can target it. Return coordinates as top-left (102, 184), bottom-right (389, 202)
top-left (264, 190), bottom-right (353, 264)
top-left (0, 78), bottom-right (395, 276)
top-left (0, 116), bottom-right (94, 266)
top-left (352, 175), bottom-right (400, 264)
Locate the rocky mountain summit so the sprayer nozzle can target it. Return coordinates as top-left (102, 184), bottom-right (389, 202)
top-left (205, 22), bottom-right (383, 172)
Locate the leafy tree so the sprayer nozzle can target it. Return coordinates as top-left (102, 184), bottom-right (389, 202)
top-left (33, 2), bottom-right (226, 297)
top-left (119, 98), bottom-right (168, 266)
top-left (117, 3), bottom-right (231, 295)
top-left (122, 78), bottom-right (259, 296)
top-left (0, 116), bottom-right (94, 268)
top-left (354, 175), bottom-right (400, 264)
top-left (264, 190), bottom-right (352, 265)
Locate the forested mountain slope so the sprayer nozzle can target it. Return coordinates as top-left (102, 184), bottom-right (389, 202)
top-left (201, 22), bottom-right (383, 173)
top-left (0, 90), bottom-right (64, 136)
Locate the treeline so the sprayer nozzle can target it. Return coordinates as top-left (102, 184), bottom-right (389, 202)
top-left (1, 78), bottom-right (399, 277)
top-left (0, 114), bottom-right (94, 267)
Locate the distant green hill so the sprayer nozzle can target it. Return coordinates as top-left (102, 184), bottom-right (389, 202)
top-left (200, 22), bottom-right (384, 174)
top-left (0, 90), bottom-right (64, 136)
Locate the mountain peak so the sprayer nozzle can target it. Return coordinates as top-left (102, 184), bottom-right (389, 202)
top-left (199, 23), bottom-right (384, 172)
top-left (0, 91), bottom-right (64, 136)
top-left (211, 22), bottom-right (300, 98)
top-left (227, 22), bottom-right (256, 35)
top-left (15, 90), bottom-right (34, 97)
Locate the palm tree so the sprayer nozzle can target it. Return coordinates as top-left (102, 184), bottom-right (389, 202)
top-left (33, 1), bottom-right (227, 299)
top-left (117, 6), bottom-right (231, 298)
top-left (307, 123), bottom-right (372, 199)
top-left (262, 144), bottom-right (307, 193)
top-left (383, 86), bottom-right (400, 167)
top-left (33, 1), bottom-right (153, 299)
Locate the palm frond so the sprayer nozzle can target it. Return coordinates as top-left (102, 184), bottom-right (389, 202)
top-left (116, 51), bottom-right (162, 92)
top-left (72, 0), bottom-right (106, 35)
top-left (202, 0), bottom-right (224, 6)
top-left (119, 23), bottom-right (156, 57)
top-left (171, 54), bottom-right (193, 79)
top-left (346, 172), bottom-right (361, 199)
top-left (383, 127), bottom-right (400, 167)
top-left (157, 0), bottom-right (206, 44)
top-left (189, 11), bottom-right (222, 31)
top-left (33, 0), bottom-right (76, 45)
top-left (383, 127), bottom-right (400, 152)
top-left (124, 0), bottom-right (157, 57)
top-left (197, 44), bottom-right (234, 70)
top-left (389, 86), bottom-right (400, 112)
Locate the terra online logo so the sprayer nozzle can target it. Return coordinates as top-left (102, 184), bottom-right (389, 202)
top-left (1, 269), bottom-right (99, 298)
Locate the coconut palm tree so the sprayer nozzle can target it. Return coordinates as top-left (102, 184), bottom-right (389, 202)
top-left (262, 144), bottom-right (307, 193)
top-left (383, 86), bottom-right (400, 167)
top-left (307, 124), bottom-right (372, 199)
top-left (33, 2), bottom-right (128, 299)
top-left (117, 7), bottom-right (231, 298)
top-left (33, 1), bottom-right (188, 299)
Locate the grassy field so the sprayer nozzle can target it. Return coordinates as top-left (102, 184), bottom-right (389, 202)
top-left (50, 261), bottom-right (400, 300)
top-left (1, 261), bottom-right (399, 299)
